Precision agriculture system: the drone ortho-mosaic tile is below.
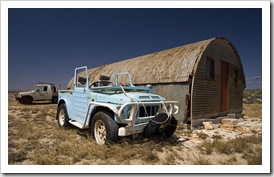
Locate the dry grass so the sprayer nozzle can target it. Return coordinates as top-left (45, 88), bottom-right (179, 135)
top-left (192, 155), bottom-right (211, 165)
top-left (198, 140), bottom-right (213, 155)
top-left (197, 134), bottom-right (262, 165)
top-left (8, 103), bottom-right (173, 165)
top-left (196, 132), bottom-right (209, 140)
top-left (243, 103), bottom-right (262, 117)
top-left (8, 93), bottom-right (262, 165)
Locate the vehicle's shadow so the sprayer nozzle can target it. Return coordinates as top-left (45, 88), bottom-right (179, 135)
top-left (16, 101), bottom-right (57, 105)
top-left (31, 102), bottom-right (57, 105)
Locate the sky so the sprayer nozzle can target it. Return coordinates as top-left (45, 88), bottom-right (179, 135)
top-left (8, 8), bottom-right (262, 90)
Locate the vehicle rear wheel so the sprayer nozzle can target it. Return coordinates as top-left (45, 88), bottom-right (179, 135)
top-left (91, 111), bottom-right (119, 145)
top-left (51, 97), bottom-right (58, 104)
top-left (21, 97), bottom-right (32, 104)
top-left (57, 103), bottom-right (70, 129)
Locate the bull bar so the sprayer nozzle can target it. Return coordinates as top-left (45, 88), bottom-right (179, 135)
top-left (116, 101), bottom-right (179, 136)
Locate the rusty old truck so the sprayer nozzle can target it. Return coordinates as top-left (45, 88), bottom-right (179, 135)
top-left (56, 66), bottom-right (179, 145)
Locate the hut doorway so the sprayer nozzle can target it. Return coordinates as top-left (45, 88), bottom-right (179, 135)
top-left (220, 61), bottom-right (228, 112)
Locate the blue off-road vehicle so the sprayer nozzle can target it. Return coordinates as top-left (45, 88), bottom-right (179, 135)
top-left (56, 66), bottom-right (179, 145)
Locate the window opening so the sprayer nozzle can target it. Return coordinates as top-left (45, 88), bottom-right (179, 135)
top-left (206, 58), bottom-right (214, 80)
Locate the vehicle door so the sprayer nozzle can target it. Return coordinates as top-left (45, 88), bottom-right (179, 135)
top-left (34, 85), bottom-right (52, 100)
top-left (72, 67), bottom-right (90, 123)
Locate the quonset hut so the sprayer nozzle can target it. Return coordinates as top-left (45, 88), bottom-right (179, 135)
top-left (68, 37), bottom-right (246, 127)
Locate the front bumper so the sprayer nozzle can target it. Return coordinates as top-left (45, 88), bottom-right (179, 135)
top-left (118, 122), bottom-right (148, 136)
top-left (116, 101), bottom-right (179, 136)
top-left (14, 94), bottom-right (22, 102)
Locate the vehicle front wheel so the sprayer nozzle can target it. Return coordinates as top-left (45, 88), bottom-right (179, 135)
top-left (57, 103), bottom-right (70, 129)
top-left (21, 96), bottom-right (32, 104)
top-left (91, 111), bottom-right (119, 145)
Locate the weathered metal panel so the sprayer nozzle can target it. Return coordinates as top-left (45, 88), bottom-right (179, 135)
top-left (137, 83), bottom-right (190, 123)
top-left (191, 38), bottom-right (245, 121)
top-left (192, 69), bottom-right (220, 119)
top-left (67, 38), bottom-right (214, 88)
top-left (228, 64), bottom-right (244, 113)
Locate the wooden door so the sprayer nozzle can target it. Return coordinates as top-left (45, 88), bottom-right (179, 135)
top-left (220, 61), bottom-right (228, 112)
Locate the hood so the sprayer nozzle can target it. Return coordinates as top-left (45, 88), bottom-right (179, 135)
top-left (96, 92), bottom-right (165, 105)
top-left (18, 90), bottom-right (35, 96)
top-left (20, 90), bottom-right (35, 94)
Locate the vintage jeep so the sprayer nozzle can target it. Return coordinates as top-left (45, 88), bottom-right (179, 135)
top-left (56, 66), bottom-right (179, 145)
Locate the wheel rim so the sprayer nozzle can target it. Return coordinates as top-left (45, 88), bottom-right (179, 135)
top-left (59, 109), bottom-right (65, 126)
top-left (94, 120), bottom-right (106, 145)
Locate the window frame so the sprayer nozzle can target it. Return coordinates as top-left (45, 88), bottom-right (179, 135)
top-left (233, 69), bottom-right (239, 86)
top-left (206, 57), bottom-right (215, 80)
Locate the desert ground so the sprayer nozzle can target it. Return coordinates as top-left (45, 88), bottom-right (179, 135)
top-left (8, 92), bottom-right (262, 165)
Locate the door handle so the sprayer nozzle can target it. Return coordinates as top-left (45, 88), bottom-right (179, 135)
top-left (86, 95), bottom-right (91, 99)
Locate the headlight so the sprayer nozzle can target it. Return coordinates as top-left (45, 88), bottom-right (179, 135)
top-left (166, 104), bottom-right (172, 114)
top-left (122, 106), bottom-right (132, 119)
top-left (163, 103), bottom-right (179, 115)
top-left (127, 106), bottom-right (131, 118)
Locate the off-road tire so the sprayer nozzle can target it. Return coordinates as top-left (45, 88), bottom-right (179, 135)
top-left (142, 113), bottom-right (170, 138)
top-left (162, 115), bottom-right (178, 138)
top-left (57, 103), bottom-right (70, 129)
top-left (20, 96), bottom-right (32, 104)
top-left (142, 114), bottom-right (177, 139)
top-left (91, 111), bottom-right (119, 145)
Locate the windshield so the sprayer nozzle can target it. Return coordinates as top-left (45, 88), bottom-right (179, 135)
top-left (35, 85), bottom-right (47, 92)
top-left (89, 72), bottom-right (152, 94)
top-left (90, 85), bottom-right (152, 94)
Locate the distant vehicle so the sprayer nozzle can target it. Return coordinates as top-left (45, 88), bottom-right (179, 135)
top-left (56, 66), bottom-right (179, 145)
top-left (15, 82), bottom-right (58, 104)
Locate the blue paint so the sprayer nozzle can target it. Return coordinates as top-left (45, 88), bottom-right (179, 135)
top-left (58, 66), bottom-right (168, 127)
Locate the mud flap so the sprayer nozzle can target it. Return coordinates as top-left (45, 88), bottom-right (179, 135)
top-left (142, 113), bottom-right (170, 138)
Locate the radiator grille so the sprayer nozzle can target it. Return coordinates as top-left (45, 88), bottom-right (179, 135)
top-left (138, 105), bottom-right (160, 117)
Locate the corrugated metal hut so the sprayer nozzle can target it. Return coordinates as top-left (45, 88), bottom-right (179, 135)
top-left (68, 37), bottom-right (246, 127)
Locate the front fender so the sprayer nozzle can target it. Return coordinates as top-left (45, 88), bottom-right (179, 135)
top-left (83, 102), bottom-right (118, 127)
top-left (89, 102), bottom-right (117, 115)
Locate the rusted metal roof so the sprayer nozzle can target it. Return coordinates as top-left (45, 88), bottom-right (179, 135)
top-left (67, 37), bottom-right (244, 88)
